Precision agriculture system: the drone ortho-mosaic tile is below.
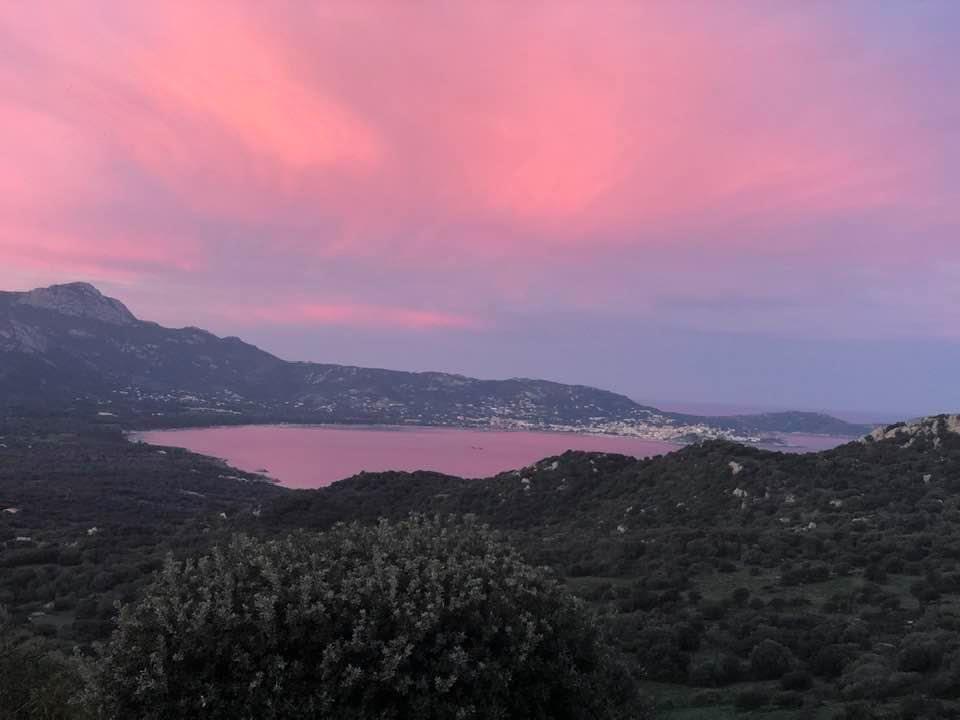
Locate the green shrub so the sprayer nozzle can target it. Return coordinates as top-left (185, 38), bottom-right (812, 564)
top-left (813, 644), bottom-right (852, 678)
top-left (734, 686), bottom-right (770, 711)
top-left (897, 634), bottom-right (944, 673)
top-left (688, 652), bottom-right (742, 687)
top-left (82, 517), bottom-right (644, 720)
top-left (839, 657), bottom-right (890, 701)
top-left (749, 638), bottom-right (795, 680)
top-left (781, 669), bottom-right (814, 691)
top-left (0, 607), bottom-right (83, 720)
top-left (773, 690), bottom-right (804, 708)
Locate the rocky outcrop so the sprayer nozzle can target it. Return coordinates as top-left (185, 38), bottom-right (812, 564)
top-left (866, 415), bottom-right (960, 445)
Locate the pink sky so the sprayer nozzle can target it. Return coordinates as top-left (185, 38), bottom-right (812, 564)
top-left (1, 2), bottom-right (958, 415)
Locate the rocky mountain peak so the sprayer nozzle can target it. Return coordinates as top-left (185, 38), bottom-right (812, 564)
top-left (15, 282), bottom-right (138, 326)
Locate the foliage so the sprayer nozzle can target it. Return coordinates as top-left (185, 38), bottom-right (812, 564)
top-left (897, 634), bottom-right (944, 673)
top-left (0, 606), bottom-right (84, 719)
top-left (732, 686), bottom-right (770, 710)
top-left (9, 415), bottom-right (960, 715)
top-left (82, 516), bottom-right (644, 720)
top-left (780, 669), bottom-right (813, 691)
top-left (749, 639), bottom-right (795, 680)
top-left (0, 422), bottom-right (281, 650)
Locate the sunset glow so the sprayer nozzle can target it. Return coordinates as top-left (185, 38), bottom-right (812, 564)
top-left (1, 1), bottom-right (957, 413)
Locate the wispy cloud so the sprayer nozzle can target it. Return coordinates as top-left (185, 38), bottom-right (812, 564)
top-left (223, 302), bottom-right (482, 332)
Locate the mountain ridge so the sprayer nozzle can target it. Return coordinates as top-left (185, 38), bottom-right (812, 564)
top-left (0, 282), bottom-right (873, 441)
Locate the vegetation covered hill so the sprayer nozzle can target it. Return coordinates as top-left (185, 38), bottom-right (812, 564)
top-left (0, 282), bottom-right (871, 440)
top-left (0, 416), bottom-right (282, 645)
top-left (260, 414), bottom-right (960, 717)
top-left (3, 414), bottom-right (960, 717)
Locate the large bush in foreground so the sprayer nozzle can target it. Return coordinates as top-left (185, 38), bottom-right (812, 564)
top-left (84, 516), bottom-right (642, 719)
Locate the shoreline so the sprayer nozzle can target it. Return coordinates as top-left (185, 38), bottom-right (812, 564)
top-left (129, 421), bottom-right (860, 448)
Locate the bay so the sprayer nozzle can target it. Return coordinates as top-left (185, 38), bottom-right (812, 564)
top-left (135, 425), bottom-right (850, 489)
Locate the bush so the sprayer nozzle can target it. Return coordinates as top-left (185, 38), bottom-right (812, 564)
top-left (750, 639), bottom-right (795, 680)
top-left (897, 634), bottom-right (944, 673)
top-left (781, 669), bottom-right (814, 691)
top-left (0, 607), bottom-right (83, 720)
top-left (814, 644), bottom-right (852, 678)
top-left (773, 690), bottom-right (804, 708)
top-left (864, 564), bottom-right (887, 583)
top-left (833, 701), bottom-right (881, 720)
top-left (688, 652), bottom-right (742, 687)
top-left (931, 652), bottom-right (960, 698)
top-left (83, 517), bottom-right (643, 720)
top-left (632, 626), bottom-right (690, 682)
top-left (839, 657), bottom-right (890, 701)
top-left (689, 689), bottom-right (722, 706)
top-left (734, 687), bottom-right (770, 710)
top-left (899, 694), bottom-right (946, 720)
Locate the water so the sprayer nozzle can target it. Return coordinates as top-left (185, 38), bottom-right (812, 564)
top-left (135, 425), bottom-right (677, 488)
top-left (135, 425), bottom-right (851, 489)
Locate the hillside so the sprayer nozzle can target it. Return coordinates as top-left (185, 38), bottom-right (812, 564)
top-left (4, 414), bottom-right (960, 717)
top-left (258, 414), bottom-right (960, 716)
top-left (0, 417), bottom-right (282, 644)
top-left (0, 282), bottom-right (871, 441)
top-left (261, 414), bottom-right (960, 569)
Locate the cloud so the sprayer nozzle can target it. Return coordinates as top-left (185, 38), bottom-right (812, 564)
top-left (226, 302), bottom-right (481, 332)
top-left (0, 1), bottom-right (956, 347)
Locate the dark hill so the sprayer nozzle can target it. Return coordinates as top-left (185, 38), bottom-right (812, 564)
top-left (253, 415), bottom-right (960, 714)
top-left (261, 414), bottom-right (960, 572)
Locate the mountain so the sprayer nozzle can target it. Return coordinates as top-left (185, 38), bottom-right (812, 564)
top-left (0, 282), bottom-right (872, 441)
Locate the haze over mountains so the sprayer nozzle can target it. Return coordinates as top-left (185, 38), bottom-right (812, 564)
top-left (0, 282), bottom-right (870, 441)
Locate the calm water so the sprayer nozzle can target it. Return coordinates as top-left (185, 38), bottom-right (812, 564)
top-left (135, 425), bottom-right (851, 489)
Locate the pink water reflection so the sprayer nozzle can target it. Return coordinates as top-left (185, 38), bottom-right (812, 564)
top-left (136, 425), bottom-right (680, 488)
top-left (136, 425), bottom-right (850, 489)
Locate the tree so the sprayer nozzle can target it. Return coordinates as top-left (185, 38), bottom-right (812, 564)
top-left (83, 516), bottom-right (645, 720)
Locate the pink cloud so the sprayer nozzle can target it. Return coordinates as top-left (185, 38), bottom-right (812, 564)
top-left (0, 233), bottom-right (201, 277)
top-left (228, 302), bottom-right (481, 332)
top-left (144, 5), bottom-right (381, 171)
top-left (1, 2), bottom-right (941, 240)
top-left (115, 3), bottom-right (383, 218)
top-left (0, 2), bottom-right (955, 341)
top-left (0, 101), bottom-right (113, 230)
